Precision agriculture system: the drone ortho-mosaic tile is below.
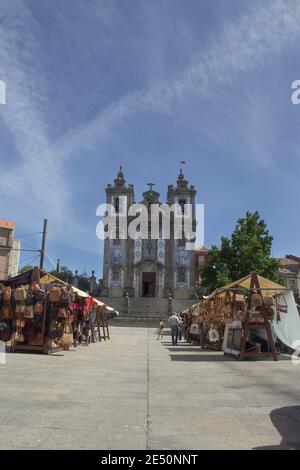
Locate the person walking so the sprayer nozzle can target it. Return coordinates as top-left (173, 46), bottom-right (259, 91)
top-left (157, 319), bottom-right (165, 340)
top-left (168, 312), bottom-right (180, 346)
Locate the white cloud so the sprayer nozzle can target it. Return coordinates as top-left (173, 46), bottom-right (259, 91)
top-left (0, 0), bottom-right (300, 252)
top-left (57, 0), bottom-right (300, 158)
top-left (0, 1), bottom-right (69, 227)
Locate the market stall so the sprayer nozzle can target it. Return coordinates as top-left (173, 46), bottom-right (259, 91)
top-left (182, 272), bottom-right (298, 361)
top-left (0, 267), bottom-right (113, 354)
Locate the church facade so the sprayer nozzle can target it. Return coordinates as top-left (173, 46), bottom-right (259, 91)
top-left (101, 167), bottom-right (197, 299)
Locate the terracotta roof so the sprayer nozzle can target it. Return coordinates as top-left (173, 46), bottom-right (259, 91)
top-left (195, 246), bottom-right (209, 253)
top-left (0, 220), bottom-right (15, 230)
top-left (280, 257), bottom-right (300, 266)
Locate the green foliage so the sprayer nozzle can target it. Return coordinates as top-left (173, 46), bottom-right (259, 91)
top-left (200, 211), bottom-right (281, 292)
top-left (49, 267), bottom-right (90, 292)
top-left (19, 265), bottom-right (34, 274)
top-left (77, 274), bottom-right (90, 292)
top-left (49, 266), bottom-right (73, 284)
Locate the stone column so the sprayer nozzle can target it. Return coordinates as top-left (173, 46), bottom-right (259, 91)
top-left (72, 270), bottom-right (79, 288)
top-left (89, 270), bottom-right (97, 295)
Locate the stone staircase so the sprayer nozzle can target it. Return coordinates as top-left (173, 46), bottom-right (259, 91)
top-left (103, 297), bottom-right (197, 327)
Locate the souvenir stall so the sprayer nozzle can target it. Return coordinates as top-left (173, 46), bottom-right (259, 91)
top-left (181, 302), bottom-right (223, 349)
top-left (0, 267), bottom-right (112, 354)
top-left (201, 272), bottom-right (291, 360)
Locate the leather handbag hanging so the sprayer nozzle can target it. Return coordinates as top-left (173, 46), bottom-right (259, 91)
top-left (2, 305), bottom-right (11, 320)
top-left (24, 305), bottom-right (34, 319)
top-left (15, 286), bottom-right (27, 302)
top-left (26, 288), bottom-right (35, 305)
top-left (263, 296), bottom-right (274, 307)
top-left (49, 287), bottom-right (62, 303)
top-left (60, 288), bottom-right (70, 302)
top-left (0, 323), bottom-right (13, 342)
top-left (34, 302), bottom-right (44, 314)
top-left (35, 289), bottom-right (46, 302)
top-left (189, 323), bottom-right (200, 335)
top-left (57, 307), bottom-right (67, 319)
top-left (3, 287), bottom-right (11, 302)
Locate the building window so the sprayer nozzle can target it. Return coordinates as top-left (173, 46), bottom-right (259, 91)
top-left (115, 197), bottom-right (120, 213)
top-left (178, 267), bottom-right (186, 283)
top-left (178, 199), bottom-right (186, 213)
top-left (112, 266), bottom-right (120, 282)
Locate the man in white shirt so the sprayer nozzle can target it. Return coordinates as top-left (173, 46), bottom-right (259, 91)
top-left (169, 313), bottom-right (179, 346)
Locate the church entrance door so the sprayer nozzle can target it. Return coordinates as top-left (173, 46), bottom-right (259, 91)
top-left (142, 272), bottom-right (156, 297)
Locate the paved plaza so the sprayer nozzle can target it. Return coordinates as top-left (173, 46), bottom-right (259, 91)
top-left (0, 326), bottom-right (299, 450)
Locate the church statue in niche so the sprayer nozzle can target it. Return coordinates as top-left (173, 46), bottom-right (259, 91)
top-left (101, 166), bottom-right (197, 299)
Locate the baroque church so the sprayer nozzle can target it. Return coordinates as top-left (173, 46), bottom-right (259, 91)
top-left (101, 167), bottom-right (197, 299)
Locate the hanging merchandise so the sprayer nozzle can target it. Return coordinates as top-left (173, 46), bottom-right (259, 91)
top-left (208, 326), bottom-right (219, 343)
top-left (190, 323), bottom-right (200, 335)
top-left (34, 302), bottom-right (44, 314)
top-left (15, 286), bottom-right (27, 302)
top-left (57, 307), bottom-right (67, 319)
top-left (3, 287), bottom-right (11, 302)
top-left (0, 267), bottom-right (112, 354)
top-left (49, 287), bottom-right (62, 303)
top-left (2, 304), bottom-right (11, 321)
top-left (24, 305), bottom-right (34, 319)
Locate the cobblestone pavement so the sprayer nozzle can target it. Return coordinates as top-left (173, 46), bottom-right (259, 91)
top-left (0, 326), bottom-right (299, 449)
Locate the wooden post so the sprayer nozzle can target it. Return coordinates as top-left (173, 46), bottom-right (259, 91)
top-left (240, 272), bottom-right (277, 361)
top-left (40, 219), bottom-right (48, 270)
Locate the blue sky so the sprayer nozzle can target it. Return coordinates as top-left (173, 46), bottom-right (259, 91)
top-left (1, 0), bottom-right (300, 279)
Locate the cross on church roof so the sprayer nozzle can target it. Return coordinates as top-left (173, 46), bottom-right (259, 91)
top-left (147, 182), bottom-right (155, 191)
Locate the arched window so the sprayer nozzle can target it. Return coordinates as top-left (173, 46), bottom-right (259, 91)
top-left (114, 197), bottom-right (120, 213)
top-left (178, 267), bottom-right (186, 283)
top-left (178, 199), bottom-right (186, 213)
top-left (112, 266), bottom-right (120, 282)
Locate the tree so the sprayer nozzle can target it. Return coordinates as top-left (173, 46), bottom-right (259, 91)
top-left (200, 211), bottom-right (281, 291)
top-left (77, 273), bottom-right (90, 292)
top-left (49, 266), bottom-right (73, 284)
top-left (19, 265), bottom-right (34, 274)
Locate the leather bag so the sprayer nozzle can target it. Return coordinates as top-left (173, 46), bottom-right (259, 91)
top-left (24, 305), bottom-right (34, 319)
top-left (34, 302), bottom-right (44, 314)
top-left (49, 287), bottom-right (62, 303)
top-left (3, 287), bottom-right (11, 302)
top-left (57, 307), bottom-right (67, 319)
top-left (15, 286), bottom-right (27, 302)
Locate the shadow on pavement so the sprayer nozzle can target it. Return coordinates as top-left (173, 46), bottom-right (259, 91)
top-left (161, 342), bottom-right (232, 361)
top-left (168, 353), bottom-right (232, 362)
top-left (253, 406), bottom-right (300, 450)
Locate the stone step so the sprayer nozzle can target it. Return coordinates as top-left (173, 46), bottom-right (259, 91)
top-left (101, 296), bottom-right (198, 326)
